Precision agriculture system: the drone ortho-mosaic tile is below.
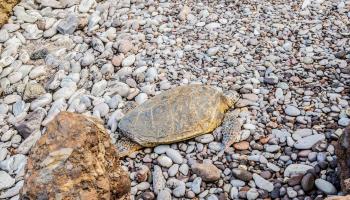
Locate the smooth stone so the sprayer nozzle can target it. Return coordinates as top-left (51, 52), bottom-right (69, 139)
top-left (209, 142), bottom-right (223, 152)
top-left (246, 188), bottom-right (259, 200)
top-left (153, 165), bottom-right (166, 194)
top-left (91, 80), bottom-right (107, 97)
top-left (154, 145), bottom-right (170, 154)
top-left (122, 55), bottom-right (136, 67)
top-left (192, 177), bottom-right (202, 194)
top-left (232, 169), bottom-right (253, 182)
top-left (157, 190), bottom-right (171, 200)
top-left (179, 164), bottom-right (189, 175)
top-left (294, 134), bottom-right (325, 149)
top-left (339, 118), bottom-right (350, 126)
top-left (12, 101), bottom-right (26, 116)
top-left (284, 105), bottom-right (301, 116)
top-left (191, 162), bottom-right (220, 182)
top-left (79, 0), bottom-right (95, 12)
top-left (230, 180), bottom-right (245, 187)
top-left (292, 129), bottom-right (313, 140)
top-left (0, 171), bottom-right (15, 190)
top-left (301, 173), bottom-right (315, 192)
top-left (57, 14), bottom-right (78, 35)
top-left (165, 149), bottom-right (183, 164)
top-left (135, 93), bottom-right (148, 105)
top-left (315, 179), bottom-right (337, 195)
top-left (253, 173), bottom-right (273, 192)
top-left (0, 180), bottom-right (24, 198)
top-left (284, 164), bottom-right (313, 177)
top-left (195, 134), bottom-right (214, 143)
top-left (157, 155), bottom-right (173, 168)
top-left (16, 130), bottom-right (41, 155)
top-left (30, 93), bottom-right (52, 110)
top-left (168, 164), bottom-right (179, 176)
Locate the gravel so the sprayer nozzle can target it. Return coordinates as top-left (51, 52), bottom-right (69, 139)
top-left (0, 0), bottom-right (349, 199)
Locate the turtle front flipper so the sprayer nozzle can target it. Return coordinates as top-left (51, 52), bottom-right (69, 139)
top-left (115, 137), bottom-right (143, 158)
top-left (221, 110), bottom-right (243, 150)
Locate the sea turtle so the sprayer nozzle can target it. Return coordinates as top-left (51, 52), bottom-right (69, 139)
top-left (116, 84), bottom-right (242, 157)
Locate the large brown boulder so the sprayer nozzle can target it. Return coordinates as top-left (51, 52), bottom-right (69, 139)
top-left (20, 112), bottom-right (131, 200)
top-left (335, 125), bottom-right (350, 194)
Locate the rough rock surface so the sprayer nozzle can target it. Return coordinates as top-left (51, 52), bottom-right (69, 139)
top-left (335, 125), bottom-right (350, 194)
top-left (20, 112), bottom-right (130, 200)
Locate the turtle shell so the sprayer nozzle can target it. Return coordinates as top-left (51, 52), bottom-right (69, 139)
top-left (118, 85), bottom-right (231, 147)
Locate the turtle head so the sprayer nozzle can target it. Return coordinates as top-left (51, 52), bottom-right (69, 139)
top-left (223, 90), bottom-right (240, 107)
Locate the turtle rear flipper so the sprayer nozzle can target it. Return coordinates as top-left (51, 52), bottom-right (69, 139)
top-left (221, 110), bottom-right (243, 150)
top-left (115, 138), bottom-right (143, 157)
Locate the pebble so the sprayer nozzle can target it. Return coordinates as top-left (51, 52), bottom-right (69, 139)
top-left (57, 14), bottom-right (78, 35)
top-left (284, 164), bottom-right (313, 177)
top-left (191, 177), bottom-right (202, 194)
top-left (157, 190), bottom-right (172, 200)
top-left (191, 163), bottom-right (221, 182)
top-left (195, 134), bottom-right (214, 143)
top-left (284, 105), bottom-right (301, 116)
top-left (301, 173), bottom-right (315, 192)
top-left (253, 174), bottom-right (273, 192)
top-left (315, 179), bottom-right (337, 195)
top-left (165, 149), bottom-right (183, 164)
top-left (157, 155), bottom-right (173, 168)
top-left (122, 55), bottom-right (136, 67)
top-left (294, 134), bottom-right (325, 149)
top-left (0, 171), bottom-right (15, 190)
top-left (246, 188), bottom-right (259, 200)
top-left (153, 165), bottom-right (166, 194)
top-left (232, 169), bottom-right (253, 182)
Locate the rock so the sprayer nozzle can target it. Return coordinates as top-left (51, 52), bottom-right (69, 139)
top-left (301, 173), bottom-right (315, 192)
top-left (284, 164), bottom-right (313, 177)
top-left (191, 162), bottom-right (220, 182)
top-left (0, 171), bottom-right (15, 190)
top-left (167, 178), bottom-right (185, 197)
top-left (287, 174), bottom-right (303, 186)
top-left (315, 179), bottom-right (337, 195)
top-left (294, 134), bottom-right (325, 149)
top-left (191, 177), bottom-right (202, 194)
top-left (15, 108), bottom-right (46, 139)
top-left (122, 54), bottom-right (136, 67)
top-left (253, 173), bottom-right (273, 192)
top-left (16, 130), bottom-right (41, 154)
top-left (232, 169), bottom-right (253, 182)
top-left (284, 105), bottom-right (301, 116)
top-left (168, 164), bottom-right (179, 176)
top-left (157, 155), bottom-right (173, 168)
top-left (339, 118), bottom-right (350, 126)
top-left (165, 149), bottom-right (183, 164)
top-left (157, 190), bottom-right (171, 200)
top-left (30, 49), bottom-right (48, 60)
top-left (57, 14), bottom-right (79, 35)
top-left (178, 5), bottom-right (190, 20)
top-left (23, 82), bottom-right (46, 100)
top-left (79, 0), bottom-right (95, 12)
top-left (195, 134), bottom-right (214, 143)
top-left (20, 112), bottom-right (130, 199)
top-left (207, 46), bottom-right (220, 56)
top-left (91, 80), bottom-right (107, 97)
top-left (335, 125), bottom-right (350, 193)
top-left (153, 165), bottom-right (166, 194)
top-left (135, 93), bottom-right (148, 105)
top-left (141, 192), bottom-right (155, 200)
top-left (0, 180), bottom-right (23, 199)
top-left (233, 141), bottom-right (249, 150)
top-left (118, 40), bottom-right (133, 54)
top-left (246, 188), bottom-right (259, 200)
